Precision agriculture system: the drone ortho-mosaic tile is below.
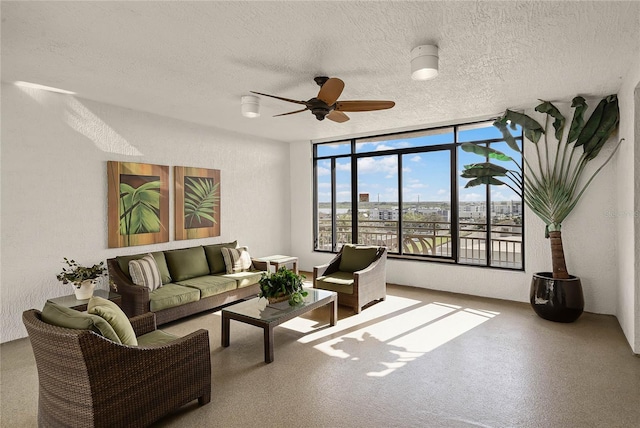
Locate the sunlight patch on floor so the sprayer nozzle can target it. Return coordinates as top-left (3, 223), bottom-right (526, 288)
top-left (306, 298), bottom-right (499, 377)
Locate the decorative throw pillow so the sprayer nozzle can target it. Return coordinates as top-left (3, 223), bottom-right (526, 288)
top-left (129, 253), bottom-right (162, 291)
top-left (41, 300), bottom-right (122, 344)
top-left (221, 246), bottom-right (252, 274)
top-left (88, 296), bottom-right (138, 346)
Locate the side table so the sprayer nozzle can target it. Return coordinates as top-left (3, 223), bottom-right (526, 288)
top-left (47, 289), bottom-right (122, 312)
top-left (254, 254), bottom-right (299, 274)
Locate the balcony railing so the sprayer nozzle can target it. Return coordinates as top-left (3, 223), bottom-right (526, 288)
top-left (317, 219), bottom-right (522, 268)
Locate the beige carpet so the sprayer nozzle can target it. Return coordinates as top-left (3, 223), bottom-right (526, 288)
top-left (2, 282), bottom-right (639, 428)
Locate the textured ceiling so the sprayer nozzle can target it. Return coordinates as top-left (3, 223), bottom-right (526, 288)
top-left (2, 1), bottom-right (639, 143)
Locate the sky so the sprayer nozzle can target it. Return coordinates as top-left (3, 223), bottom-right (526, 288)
top-left (317, 121), bottom-right (522, 205)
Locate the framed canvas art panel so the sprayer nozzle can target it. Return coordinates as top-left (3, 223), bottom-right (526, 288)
top-left (107, 161), bottom-right (169, 248)
top-left (174, 166), bottom-right (221, 240)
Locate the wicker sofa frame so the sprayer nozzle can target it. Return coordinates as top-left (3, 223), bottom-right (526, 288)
top-left (23, 309), bottom-right (210, 428)
top-left (313, 245), bottom-right (387, 314)
top-left (107, 257), bottom-right (267, 325)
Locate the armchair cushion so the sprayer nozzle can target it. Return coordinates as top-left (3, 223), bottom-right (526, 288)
top-left (221, 246), bottom-right (252, 273)
top-left (339, 244), bottom-right (379, 273)
top-left (204, 241), bottom-right (238, 274)
top-left (315, 271), bottom-right (355, 295)
top-left (41, 300), bottom-right (122, 343)
top-left (88, 296), bottom-right (138, 346)
top-left (137, 329), bottom-right (179, 346)
top-left (128, 253), bottom-right (162, 291)
top-left (165, 246), bottom-right (210, 282)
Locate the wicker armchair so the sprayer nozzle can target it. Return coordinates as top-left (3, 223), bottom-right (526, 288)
top-left (23, 309), bottom-right (211, 428)
top-left (313, 245), bottom-right (387, 314)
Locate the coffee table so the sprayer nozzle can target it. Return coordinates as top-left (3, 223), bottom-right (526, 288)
top-left (221, 288), bottom-right (337, 363)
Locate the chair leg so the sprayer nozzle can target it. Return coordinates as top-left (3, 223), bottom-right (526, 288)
top-left (198, 390), bottom-right (211, 405)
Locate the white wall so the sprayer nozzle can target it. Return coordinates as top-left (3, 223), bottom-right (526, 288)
top-left (616, 59), bottom-right (640, 354)
top-left (290, 103), bottom-right (621, 316)
top-left (0, 83), bottom-right (291, 343)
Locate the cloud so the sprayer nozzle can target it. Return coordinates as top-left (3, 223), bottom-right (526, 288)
top-left (410, 155), bottom-right (422, 162)
top-left (318, 182), bottom-right (330, 189)
top-left (317, 166), bottom-right (330, 176)
top-left (357, 156), bottom-right (397, 175)
top-left (437, 189), bottom-right (448, 195)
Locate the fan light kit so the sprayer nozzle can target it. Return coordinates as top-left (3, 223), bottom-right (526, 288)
top-left (251, 76), bottom-right (395, 123)
top-left (411, 45), bottom-right (439, 81)
top-left (241, 95), bottom-right (260, 118)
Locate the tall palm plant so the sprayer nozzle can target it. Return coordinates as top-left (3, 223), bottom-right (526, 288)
top-left (461, 94), bottom-right (622, 279)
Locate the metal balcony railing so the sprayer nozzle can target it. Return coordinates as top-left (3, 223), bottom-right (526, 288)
top-left (317, 219), bottom-right (522, 268)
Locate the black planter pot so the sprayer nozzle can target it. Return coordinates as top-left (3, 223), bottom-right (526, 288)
top-left (530, 272), bottom-right (584, 323)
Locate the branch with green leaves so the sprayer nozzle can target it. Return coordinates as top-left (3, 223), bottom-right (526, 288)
top-left (461, 94), bottom-right (622, 235)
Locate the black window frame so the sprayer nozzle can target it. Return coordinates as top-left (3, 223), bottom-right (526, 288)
top-left (313, 120), bottom-right (524, 271)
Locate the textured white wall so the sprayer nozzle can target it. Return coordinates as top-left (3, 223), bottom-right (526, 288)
top-left (290, 101), bottom-right (621, 315)
top-left (616, 59), bottom-right (640, 353)
top-left (0, 83), bottom-right (291, 343)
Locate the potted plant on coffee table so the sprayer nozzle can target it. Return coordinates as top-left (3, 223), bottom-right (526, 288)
top-left (259, 267), bottom-right (308, 306)
top-left (56, 257), bottom-right (109, 300)
top-left (461, 94), bottom-right (623, 322)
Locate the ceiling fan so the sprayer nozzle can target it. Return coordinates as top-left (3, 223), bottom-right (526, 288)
top-left (251, 76), bottom-right (395, 123)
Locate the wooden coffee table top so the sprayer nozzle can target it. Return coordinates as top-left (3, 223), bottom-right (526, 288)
top-left (221, 287), bottom-right (337, 363)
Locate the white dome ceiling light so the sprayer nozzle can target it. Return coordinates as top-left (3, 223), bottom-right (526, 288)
top-left (241, 95), bottom-right (260, 118)
top-left (410, 45), bottom-right (439, 81)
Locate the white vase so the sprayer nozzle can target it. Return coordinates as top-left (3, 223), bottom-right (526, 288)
top-left (73, 280), bottom-right (96, 300)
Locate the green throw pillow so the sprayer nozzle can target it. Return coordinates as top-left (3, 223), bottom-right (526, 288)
top-left (41, 300), bottom-right (121, 344)
top-left (164, 246), bottom-right (210, 281)
top-left (338, 244), bottom-right (379, 273)
top-left (88, 296), bottom-right (137, 346)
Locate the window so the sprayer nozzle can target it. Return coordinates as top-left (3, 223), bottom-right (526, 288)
top-left (314, 120), bottom-right (524, 270)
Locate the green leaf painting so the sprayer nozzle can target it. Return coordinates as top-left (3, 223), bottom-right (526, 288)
top-left (108, 162), bottom-right (169, 248)
top-left (119, 174), bottom-right (161, 246)
top-left (184, 176), bottom-right (220, 229)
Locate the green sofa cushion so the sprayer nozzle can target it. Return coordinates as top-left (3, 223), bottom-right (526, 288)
top-left (137, 329), bottom-right (179, 347)
top-left (315, 271), bottom-right (355, 295)
top-left (339, 245), bottom-right (379, 273)
top-left (222, 271), bottom-right (263, 289)
top-left (164, 247), bottom-right (210, 282)
top-left (203, 241), bottom-right (238, 274)
top-left (175, 275), bottom-right (237, 298)
top-left (149, 284), bottom-right (200, 312)
top-left (116, 252), bottom-right (172, 285)
top-left (41, 300), bottom-right (121, 344)
top-left (88, 296), bottom-right (138, 346)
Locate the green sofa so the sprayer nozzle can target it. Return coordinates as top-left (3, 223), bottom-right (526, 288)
top-left (107, 241), bottom-right (267, 325)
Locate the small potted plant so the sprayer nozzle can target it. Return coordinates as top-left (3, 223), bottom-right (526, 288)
top-left (258, 267), bottom-right (308, 306)
top-left (56, 257), bottom-right (109, 300)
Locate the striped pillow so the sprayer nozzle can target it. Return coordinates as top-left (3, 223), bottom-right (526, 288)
top-left (129, 253), bottom-right (162, 291)
top-left (221, 246), bottom-right (252, 274)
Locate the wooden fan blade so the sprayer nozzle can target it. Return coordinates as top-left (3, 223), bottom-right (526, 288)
top-left (317, 78), bottom-right (345, 105)
top-left (250, 91), bottom-right (307, 105)
top-left (274, 108), bottom-right (308, 117)
top-left (335, 100), bottom-right (395, 112)
top-left (327, 110), bottom-right (350, 123)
